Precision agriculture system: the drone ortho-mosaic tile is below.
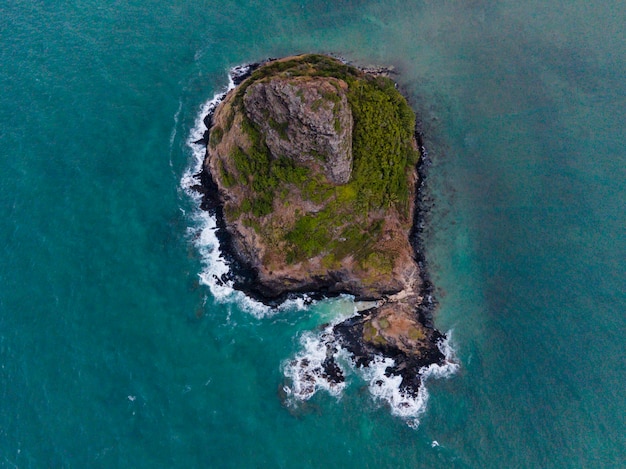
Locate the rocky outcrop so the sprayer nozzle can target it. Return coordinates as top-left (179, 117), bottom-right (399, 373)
top-left (197, 54), bottom-right (448, 398)
top-left (333, 303), bottom-right (445, 393)
top-left (205, 56), bottom-right (419, 302)
top-left (244, 77), bottom-right (353, 184)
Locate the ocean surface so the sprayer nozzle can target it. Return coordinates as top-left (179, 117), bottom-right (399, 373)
top-left (1, 1), bottom-right (625, 467)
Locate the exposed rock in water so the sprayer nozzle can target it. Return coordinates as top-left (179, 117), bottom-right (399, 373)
top-left (196, 54), bottom-right (448, 399)
top-left (333, 303), bottom-right (445, 394)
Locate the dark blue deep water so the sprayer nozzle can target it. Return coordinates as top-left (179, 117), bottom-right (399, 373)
top-left (1, 1), bottom-right (625, 467)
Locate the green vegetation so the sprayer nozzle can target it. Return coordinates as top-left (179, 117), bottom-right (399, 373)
top-left (268, 117), bottom-right (289, 140)
top-left (209, 126), bottom-right (223, 148)
top-left (285, 214), bottom-right (332, 262)
top-left (231, 55), bottom-right (360, 104)
top-left (214, 54), bottom-right (420, 266)
top-left (361, 250), bottom-right (394, 276)
top-left (363, 320), bottom-right (388, 346)
top-left (218, 159), bottom-right (236, 188)
top-left (407, 326), bottom-right (426, 342)
top-left (230, 141), bottom-right (309, 217)
top-left (224, 108), bottom-right (235, 132)
top-left (333, 117), bottom-right (341, 133)
top-left (348, 76), bottom-right (419, 214)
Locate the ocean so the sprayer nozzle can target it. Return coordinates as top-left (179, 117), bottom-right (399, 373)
top-left (1, 1), bottom-right (624, 467)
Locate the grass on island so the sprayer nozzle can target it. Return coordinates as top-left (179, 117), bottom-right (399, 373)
top-left (214, 54), bottom-right (419, 267)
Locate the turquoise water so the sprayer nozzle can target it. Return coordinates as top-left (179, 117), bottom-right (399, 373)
top-left (1, 1), bottom-right (625, 467)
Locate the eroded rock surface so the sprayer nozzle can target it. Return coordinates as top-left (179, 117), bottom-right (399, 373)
top-left (244, 77), bottom-right (353, 184)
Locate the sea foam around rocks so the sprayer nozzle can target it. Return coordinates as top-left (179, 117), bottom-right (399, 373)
top-left (282, 324), bottom-right (458, 427)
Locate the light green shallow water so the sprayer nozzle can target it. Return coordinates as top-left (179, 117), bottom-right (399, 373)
top-left (1, 1), bottom-right (625, 467)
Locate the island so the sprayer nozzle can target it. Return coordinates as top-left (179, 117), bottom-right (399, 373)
top-left (195, 54), bottom-right (447, 398)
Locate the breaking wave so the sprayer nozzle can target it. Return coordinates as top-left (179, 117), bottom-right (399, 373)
top-left (364, 333), bottom-right (459, 428)
top-left (282, 325), bottom-right (348, 402)
top-left (283, 327), bottom-right (458, 428)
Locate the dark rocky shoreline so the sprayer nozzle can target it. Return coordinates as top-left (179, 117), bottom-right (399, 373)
top-left (191, 57), bottom-right (448, 397)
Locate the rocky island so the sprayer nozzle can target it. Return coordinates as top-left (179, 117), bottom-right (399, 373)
top-left (195, 54), bottom-right (447, 399)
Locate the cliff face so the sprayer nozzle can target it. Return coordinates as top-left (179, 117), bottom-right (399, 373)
top-left (200, 55), bottom-right (446, 394)
top-left (244, 77), bottom-right (353, 185)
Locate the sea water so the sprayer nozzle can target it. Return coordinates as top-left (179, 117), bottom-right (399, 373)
top-left (1, 1), bottom-right (624, 467)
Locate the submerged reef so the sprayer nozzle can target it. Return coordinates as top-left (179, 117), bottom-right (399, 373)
top-left (195, 54), bottom-right (447, 398)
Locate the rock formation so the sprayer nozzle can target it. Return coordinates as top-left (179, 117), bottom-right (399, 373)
top-left (244, 76), bottom-right (353, 184)
top-left (198, 54), bottom-right (446, 396)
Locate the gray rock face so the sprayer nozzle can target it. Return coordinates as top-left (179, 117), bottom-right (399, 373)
top-left (243, 76), bottom-right (353, 184)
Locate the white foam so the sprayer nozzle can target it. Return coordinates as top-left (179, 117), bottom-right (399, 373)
top-left (362, 330), bottom-right (459, 428)
top-left (362, 354), bottom-right (429, 427)
top-left (181, 88), bottom-right (228, 190)
top-left (181, 64), bottom-right (284, 318)
top-left (181, 64), bottom-right (248, 193)
top-left (421, 332), bottom-right (460, 380)
top-left (189, 205), bottom-right (311, 318)
top-left (169, 98), bottom-right (183, 158)
top-left (282, 302), bottom-right (360, 403)
top-left (187, 207), bottom-right (275, 319)
top-left (193, 210), bottom-right (312, 318)
top-left (278, 294), bottom-right (313, 313)
top-left (282, 325), bottom-right (459, 426)
top-left (190, 209), bottom-right (232, 300)
top-left (192, 207), bottom-right (312, 318)
top-left (282, 325), bottom-right (347, 402)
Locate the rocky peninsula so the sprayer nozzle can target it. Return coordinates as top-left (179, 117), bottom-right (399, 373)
top-left (195, 54), bottom-right (447, 398)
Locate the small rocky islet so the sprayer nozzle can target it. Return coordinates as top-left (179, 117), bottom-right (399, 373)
top-left (194, 54), bottom-right (447, 398)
